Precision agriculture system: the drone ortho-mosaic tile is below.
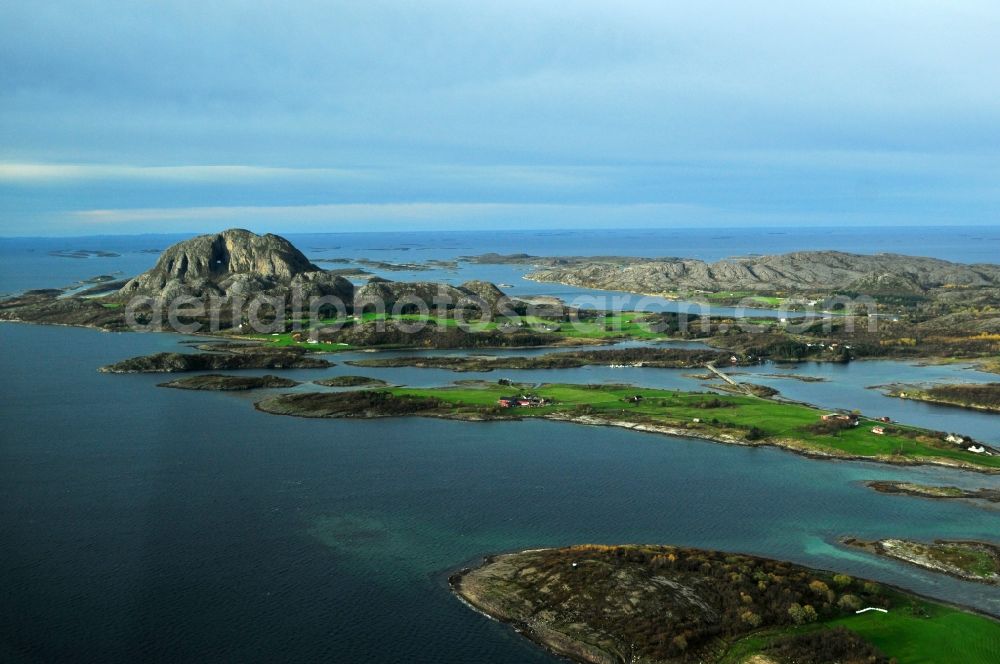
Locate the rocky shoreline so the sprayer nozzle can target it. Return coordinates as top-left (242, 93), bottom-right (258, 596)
top-left (158, 374), bottom-right (301, 390)
top-left (248, 390), bottom-right (1000, 474)
top-left (100, 349), bottom-right (332, 373)
top-left (880, 383), bottom-right (1000, 414)
top-left (449, 544), bottom-right (1000, 664)
top-left (865, 480), bottom-right (1000, 503)
top-left (842, 537), bottom-right (1000, 585)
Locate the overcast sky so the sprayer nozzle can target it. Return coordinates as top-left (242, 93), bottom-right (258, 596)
top-left (1, 1), bottom-right (998, 235)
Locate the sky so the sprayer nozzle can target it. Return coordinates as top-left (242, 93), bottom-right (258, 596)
top-left (1, 1), bottom-right (998, 236)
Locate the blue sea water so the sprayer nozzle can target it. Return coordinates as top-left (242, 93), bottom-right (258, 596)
top-left (3, 225), bottom-right (1000, 296)
top-left (2, 227), bottom-right (1000, 662)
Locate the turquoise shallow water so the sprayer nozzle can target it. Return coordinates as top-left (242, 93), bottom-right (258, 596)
top-left (2, 322), bottom-right (999, 663)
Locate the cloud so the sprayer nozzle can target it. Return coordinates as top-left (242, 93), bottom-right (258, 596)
top-left (1, 1), bottom-right (998, 233)
top-left (0, 163), bottom-right (367, 183)
top-left (71, 201), bottom-right (709, 229)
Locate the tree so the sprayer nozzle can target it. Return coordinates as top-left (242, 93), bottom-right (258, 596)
top-left (838, 594), bottom-right (862, 611)
top-left (809, 579), bottom-right (830, 595)
top-left (832, 574), bottom-right (852, 588)
top-left (788, 603), bottom-right (818, 624)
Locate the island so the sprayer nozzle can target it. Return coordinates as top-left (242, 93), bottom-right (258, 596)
top-left (842, 538), bottom-right (1000, 585)
top-left (346, 348), bottom-right (750, 372)
top-left (252, 383), bottom-right (1000, 471)
top-left (451, 544), bottom-right (1000, 664)
top-left (99, 349), bottom-right (331, 373)
top-left (881, 383), bottom-right (1000, 413)
top-left (158, 374), bottom-right (300, 390)
top-left (313, 375), bottom-right (388, 387)
top-left (465, 251), bottom-right (1000, 370)
top-left (865, 480), bottom-right (1000, 503)
top-left (3, 229), bottom-right (999, 371)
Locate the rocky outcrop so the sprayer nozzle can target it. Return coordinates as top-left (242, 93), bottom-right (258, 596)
top-left (842, 537), bottom-right (1000, 585)
top-left (352, 279), bottom-right (511, 313)
top-left (117, 229), bottom-right (353, 301)
top-left (452, 545), bottom-right (901, 664)
top-left (313, 375), bottom-right (388, 387)
top-left (525, 251), bottom-right (1000, 295)
top-left (316, 319), bottom-right (568, 349)
top-left (158, 374), bottom-right (301, 390)
top-left (99, 350), bottom-right (332, 373)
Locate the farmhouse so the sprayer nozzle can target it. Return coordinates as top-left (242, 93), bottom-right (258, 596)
top-left (498, 395), bottom-right (550, 409)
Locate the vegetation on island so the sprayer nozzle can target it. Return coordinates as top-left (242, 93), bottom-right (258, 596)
top-left (865, 481), bottom-right (1000, 504)
top-left (842, 538), bottom-right (1000, 585)
top-left (313, 375), bottom-right (388, 387)
top-left (452, 544), bottom-right (1000, 664)
top-left (3, 231), bottom-right (1000, 372)
top-left (883, 382), bottom-right (1000, 413)
top-left (347, 347), bottom-right (750, 372)
top-left (252, 382), bottom-right (1000, 470)
top-left (158, 374), bottom-right (300, 390)
top-left (99, 348), bottom-right (332, 373)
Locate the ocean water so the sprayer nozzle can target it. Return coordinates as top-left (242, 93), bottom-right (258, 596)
top-left (4, 225), bottom-right (1000, 297)
top-left (2, 227), bottom-right (1000, 662)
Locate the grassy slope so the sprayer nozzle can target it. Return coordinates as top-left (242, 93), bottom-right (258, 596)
top-left (721, 600), bottom-right (1000, 664)
top-left (386, 383), bottom-right (1000, 469)
top-left (243, 311), bottom-right (686, 349)
top-left (828, 597), bottom-right (1000, 664)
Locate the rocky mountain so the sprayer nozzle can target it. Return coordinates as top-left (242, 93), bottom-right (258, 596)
top-left (353, 278), bottom-right (515, 313)
top-left (117, 228), bottom-right (354, 300)
top-left (526, 251), bottom-right (1000, 295)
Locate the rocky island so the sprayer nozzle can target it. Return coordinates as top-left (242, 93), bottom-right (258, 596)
top-left (467, 251), bottom-right (1000, 369)
top-left (865, 480), bottom-right (1000, 504)
top-left (312, 375), bottom-right (388, 387)
top-left (4, 230), bottom-right (1000, 370)
top-left (842, 538), bottom-right (1000, 585)
top-left (99, 348), bottom-right (331, 373)
top-left (158, 374), bottom-right (301, 390)
top-left (452, 544), bottom-right (1000, 664)
top-left (881, 382), bottom-right (1000, 413)
top-left (346, 347), bottom-right (750, 372)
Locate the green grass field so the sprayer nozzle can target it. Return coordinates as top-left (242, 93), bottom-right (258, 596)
top-left (719, 592), bottom-right (1000, 664)
top-left (828, 595), bottom-right (1000, 664)
top-left (241, 310), bottom-right (684, 348)
top-left (386, 383), bottom-right (1000, 469)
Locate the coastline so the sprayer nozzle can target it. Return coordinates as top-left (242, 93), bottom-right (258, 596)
top-left (450, 544), bottom-right (1000, 664)
top-left (883, 390), bottom-right (1000, 414)
top-left (841, 537), bottom-right (1000, 586)
top-left (251, 398), bottom-right (1000, 474)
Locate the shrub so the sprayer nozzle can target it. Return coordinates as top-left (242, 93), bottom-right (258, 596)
top-left (838, 594), bottom-right (863, 611)
top-left (832, 573), bottom-right (853, 588)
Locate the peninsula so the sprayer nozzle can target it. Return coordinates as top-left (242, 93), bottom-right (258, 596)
top-left (452, 544), bottom-right (1000, 664)
top-left (253, 383), bottom-right (1000, 471)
